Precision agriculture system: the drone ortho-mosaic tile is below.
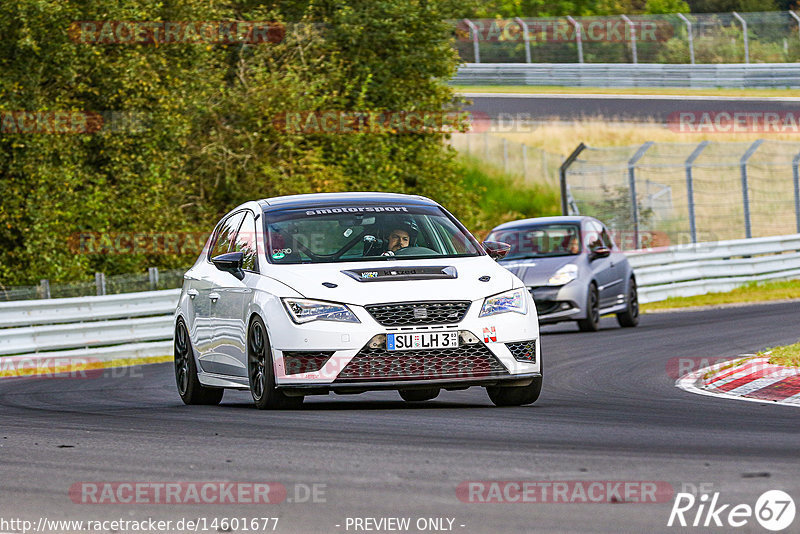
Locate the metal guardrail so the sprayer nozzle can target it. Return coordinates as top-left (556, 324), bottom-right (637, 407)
top-left (453, 63), bottom-right (800, 88)
top-left (626, 233), bottom-right (800, 303)
top-left (1, 235), bottom-right (798, 361)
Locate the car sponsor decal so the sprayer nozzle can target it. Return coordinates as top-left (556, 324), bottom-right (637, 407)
top-left (483, 326), bottom-right (497, 343)
top-left (341, 266), bottom-right (458, 282)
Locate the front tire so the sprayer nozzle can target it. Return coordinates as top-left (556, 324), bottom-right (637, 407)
top-left (577, 283), bottom-right (600, 332)
top-left (399, 388), bottom-right (440, 402)
top-left (487, 376), bottom-right (542, 407)
top-left (174, 319), bottom-right (223, 405)
top-left (248, 317), bottom-right (303, 410)
top-left (616, 277), bottom-right (640, 327)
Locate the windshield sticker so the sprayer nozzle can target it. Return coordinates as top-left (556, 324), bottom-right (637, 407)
top-left (304, 206), bottom-right (409, 216)
top-left (272, 252), bottom-right (285, 260)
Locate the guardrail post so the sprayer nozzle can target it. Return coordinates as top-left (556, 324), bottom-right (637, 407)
top-left (621, 15), bottom-right (637, 64)
top-left (793, 151), bottom-right (800, 233)
top-left (628, 142), bottom-right (654, 249)
top-left (514, 17), bottom-right (532, 63)
top-left (39, 279), bottom-right (51, 299)
top-left (740, 139), bottom-right (763, 239)
top-left (95, 272), bottom-right (106, 296)
top-left (560, 143), bottom-right (586, 215)
top-left (732, 12), bottom-right (749, 64)
top-left (566, 16), bottom-right (584, 64)
top-left (148, 267), bottom-right (160, 290)
top-left (462, 19), bottom-right (481, 63)
top-left (789, 11), bottom-right (800, 41)
top-left (677, 13), bottom-right (695, 65)
top-left (685, 140), bottom-right (709, 244)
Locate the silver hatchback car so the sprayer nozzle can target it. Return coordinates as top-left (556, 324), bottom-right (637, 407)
top-left (486, 216), bottom-right (639, 331)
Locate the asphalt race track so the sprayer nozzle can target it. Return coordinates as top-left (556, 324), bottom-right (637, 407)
top-left (2, 302), bottom-right (799, 533)
top-left (462, 92), bottom-right (800, 123)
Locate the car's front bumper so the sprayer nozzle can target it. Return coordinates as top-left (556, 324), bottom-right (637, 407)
top-left (529, 284), bottom-right (586, 324)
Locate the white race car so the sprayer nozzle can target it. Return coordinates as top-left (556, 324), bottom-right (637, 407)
top-left (174, 192), bottom-right (541, 409)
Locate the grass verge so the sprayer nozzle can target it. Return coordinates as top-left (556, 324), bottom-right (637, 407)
top-left (641, 279), bottom-right (800, 312)
top-left (453, 85), bottom-right (800, 98)
top-left (456, 153), bottom-right (560, 239)
top-left (759, 342), bottom-right (800, 368)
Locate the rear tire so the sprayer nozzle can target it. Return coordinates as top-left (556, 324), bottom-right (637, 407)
top-left (487, 376), bottom-right (542, 407)
top-left (577, 283), bottom-right (600, 332)
top-left (399, 388), bottom-right (440, 402)
top-left (174, 319), bottom-right (224, 406)
top-left (616, 277), bottom-right (640, 327)
top-left (248, 317), bottom-right (303, 410)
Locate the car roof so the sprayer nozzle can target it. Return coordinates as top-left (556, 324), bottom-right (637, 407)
top-left (489, 215), bottom-right (596, 232)
top-left (257, 192), bottom-right (437, 212)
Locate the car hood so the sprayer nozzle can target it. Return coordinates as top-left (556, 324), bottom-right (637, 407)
top-left (499, 256), bottom-right (578, 287)
top-left (262, 256), bottom-right (517, 306)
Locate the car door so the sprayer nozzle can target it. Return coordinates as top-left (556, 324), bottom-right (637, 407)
top-left (212, 210), bottom-right (259, 377)
top-left (584, 220), bottom-right (616, 310)
top-left (199, 211), bottom-right (245, 376)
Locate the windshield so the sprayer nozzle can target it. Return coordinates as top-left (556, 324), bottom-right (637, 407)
top-left (487, 223), bottom-right (581, 259)
top-left (264, 204), bottom-right (483, 264)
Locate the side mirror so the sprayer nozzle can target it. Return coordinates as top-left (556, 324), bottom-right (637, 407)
top-left (212, 251), bottom-right (245, 280)
top-left (589, 246), bottom-right (611, 260)
top-left (482, 241), bottom-right (512, 261)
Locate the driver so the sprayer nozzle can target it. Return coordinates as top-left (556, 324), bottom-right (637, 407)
top-left (384, 218), bottom-right (418, 254)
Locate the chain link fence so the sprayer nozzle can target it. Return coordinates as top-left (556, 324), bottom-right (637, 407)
top-left (562, 140), bottom-right (800, 250)
top-left (454, 11), bottom-right (800, 64)
top-left (0, 267), bottom-right (186, 302)
top-left (449, 132), bottom-right (564, 186)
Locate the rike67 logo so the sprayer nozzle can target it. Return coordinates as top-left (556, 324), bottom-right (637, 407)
top-left (668, 489), bottom-right (795, 531)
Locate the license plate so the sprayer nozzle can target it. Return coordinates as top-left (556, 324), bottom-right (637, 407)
top-left (386, 332), bottom-right (459, 351)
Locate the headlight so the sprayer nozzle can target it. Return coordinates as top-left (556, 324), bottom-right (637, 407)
top-left (547, 264), bottom-right (578, 286)
top-left (479, 288), bottom-right (527, 317)
top-left (282, 298), bottom-right (360, 324)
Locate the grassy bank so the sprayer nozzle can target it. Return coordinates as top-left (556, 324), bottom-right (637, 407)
top-left (641, 279), bottom-right (800, 312)
top-left (760, 341), bottom-right (800, 368)
top-left (455, 154), bottom-right (561, 239)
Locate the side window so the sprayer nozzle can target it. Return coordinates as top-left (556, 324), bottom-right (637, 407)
top-left (585, 221), bottom-right (604, 252)
top-left (233, 212), bottom-right (259, 271)
top-left (210, 212), bottom-right (245, 260)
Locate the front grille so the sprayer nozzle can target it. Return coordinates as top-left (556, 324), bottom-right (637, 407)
top-left (335, 343), bottom-right (508, 382)
top-left (365, 301), bottom-right (470, 326)
top-left (282, 351), bottom-right (334, 375)
top-left (506, 340), bottom-right (536, 363)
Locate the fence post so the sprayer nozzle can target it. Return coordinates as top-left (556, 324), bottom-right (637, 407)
top-left (628, 142), bottom-right (654, 249)
top-left (514, 17), bottom-right (532, 63)
top-left (621, 15), bottom-right (637, 64)
top-left (740, 139), bottom-right (763, 239)
top-left (566, 16), bottom-right (584, 64)
top-left (732, 12), bottom-right (749, 64)
top-left (793, 151), bottom-right (800, 233)
top-left (789, 11), bottom-right (800, 41)
top-left (463, 19), bottom-right (481, 63)
top-left (39, 279), bottom-right (51, 299)
top-left (560, 143), bottom-right (587, 215)
top-left (685, 140), bottom-right (709, 244)
top-left (522, 144), bottom-right (528, 180)
top-left (148, 267), bottom-right (160, 290)
top-left (677, 13), bottom-right (695, 65)
top-left (95, 272), bottom-right (106, 296)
